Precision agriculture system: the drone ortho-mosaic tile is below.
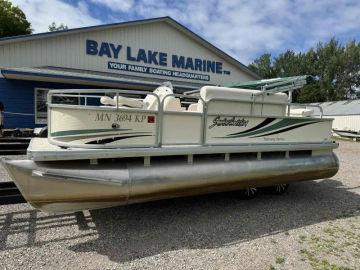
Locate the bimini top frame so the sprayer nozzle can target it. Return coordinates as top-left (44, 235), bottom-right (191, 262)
top-left (227, 75), bottom-right (310, 94)
top-left (184, 76), bottom-right (310, 96)
top-left (227, 75), bottom-right (311, 111)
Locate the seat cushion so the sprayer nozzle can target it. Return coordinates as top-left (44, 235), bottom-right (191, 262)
top-left (114, 96), bottom-right (144, 108)
top-left (163, 96), bottom-right (183, 111)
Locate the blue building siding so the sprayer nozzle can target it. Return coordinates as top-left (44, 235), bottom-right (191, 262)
top-left (0, 78), bottom-right (108, 129)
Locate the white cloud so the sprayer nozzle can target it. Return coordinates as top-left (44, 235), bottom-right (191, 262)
top-left (89, 0), bottom-right (134, 12)
top-left (132, 0), bottom-right (360, 63)
top-left (9, 0), bottom-right (360, 64)
top-left (10, 0), bottom-right (102, 33)
top-left (133, 0), bottom-right (292, 63)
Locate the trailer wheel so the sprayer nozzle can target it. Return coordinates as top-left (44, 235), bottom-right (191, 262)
top-left (38, 127), bottom-right (48, 138)
top-left (241, 187), bottom-right (258, 199)
top-left (271, 184), bottom-right (289, 195)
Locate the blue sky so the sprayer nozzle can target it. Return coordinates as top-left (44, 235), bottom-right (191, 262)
top-left (10, 0), bottom-right (360, 64)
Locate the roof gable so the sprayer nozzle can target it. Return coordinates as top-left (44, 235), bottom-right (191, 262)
top-left (0, 16), bottom-right (259, 79)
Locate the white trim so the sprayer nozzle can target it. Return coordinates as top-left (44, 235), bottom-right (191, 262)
top-left (27, 138), bottom-right (338, 161)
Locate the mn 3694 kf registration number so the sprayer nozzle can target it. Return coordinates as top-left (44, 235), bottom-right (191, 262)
top-left (94, 112), bottom-right (155, 123)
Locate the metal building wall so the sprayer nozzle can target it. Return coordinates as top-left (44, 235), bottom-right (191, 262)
top-left (0, 78), bottom-right (35, 128)
top-left (0, 78), bottom-right (109, 128)
top-left (0, 22), bottom-right (254, 86)
top-left (328, 115), bottom-right (360, 132)
top-left (312, 100), bottom-right (360, 132)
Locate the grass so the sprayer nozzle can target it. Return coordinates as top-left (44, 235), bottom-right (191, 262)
top-left (275, 256), bottom-right (285, 264)
top-left (297, 216), bottom-right (360, 270)
top-left (270, 238), bottom-right (277, 244)
top-left (299, 235), bottom-right (307, 242)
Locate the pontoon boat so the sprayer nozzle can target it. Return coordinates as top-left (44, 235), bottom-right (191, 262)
top-left (2, 76), bottom-right (339, 213)
top-left (333, 129), bottom-right (360, 141)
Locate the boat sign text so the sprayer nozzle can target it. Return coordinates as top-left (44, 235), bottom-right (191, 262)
top-left (209, 116), bottom-right (249, 129)
top-left (95, 112), bottom-right (151, 123)
top-left (86, 39), bottom-right (232, 81)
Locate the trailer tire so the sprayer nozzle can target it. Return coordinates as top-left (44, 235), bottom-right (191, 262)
top-left (240, 187), bottom-right (258, 200)
top-left (38, 127), bottom-right (48, 138)
top-left (270, 184), bottom-right (289, 195)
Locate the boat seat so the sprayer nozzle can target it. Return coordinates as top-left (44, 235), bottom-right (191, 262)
top-left (198, 86), bottom-right (288, 115)
top-left (100, 96), bottom-right (116, 106)
top-left (289, 108), bottom-right (314, 117)
top-left (187, 103), bottom-right (198, 112)
top-left (100, 81), bottom-right (175, 110)
top-left (187, 102), bottom-right (205, 113)
top-left (144, 82), bottom-right (174, 110)
top-left (163, 96), bottom-right (185, 111)
top-left (113, 96), bottom-right (144, 108)
top-left (100, 96), bottom-right (145, 109)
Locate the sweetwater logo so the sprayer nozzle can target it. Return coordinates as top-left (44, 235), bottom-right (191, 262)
top-left (209, 116), bottom-right (249, 129)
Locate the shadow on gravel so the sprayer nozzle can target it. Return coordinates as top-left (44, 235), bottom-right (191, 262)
top-left (1, 178), bottom-right (359, 260)
top-left (0, 210), bottom-right (97, 251)
top-left (66, 178), bottom-right (360, 263)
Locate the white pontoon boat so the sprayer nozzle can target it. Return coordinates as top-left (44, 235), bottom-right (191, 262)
top-left (333, 129), bottom-right (360, 141)
top-left (2, 76), bottom-right (339, 213)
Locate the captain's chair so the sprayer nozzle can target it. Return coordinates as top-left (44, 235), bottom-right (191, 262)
top-left (144, 81), bottom-right (174, 110)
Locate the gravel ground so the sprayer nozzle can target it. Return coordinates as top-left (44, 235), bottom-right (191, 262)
top-left (0, 140), bottom-right (359, 270)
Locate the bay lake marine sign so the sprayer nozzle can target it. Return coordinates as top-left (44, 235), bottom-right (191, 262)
top-left (86, 39), bottom-right (231, 81)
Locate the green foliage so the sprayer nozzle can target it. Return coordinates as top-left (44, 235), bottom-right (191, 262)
top-left (248, 38), bottom-right (360, 103)
top-left (48, 22), bottom-right (68, 32)
top-left (0, 0), bottom-right (32, 38)
top-left (248, 53), bottom-right (277, 78)
top-left (275, 256), bottom-right (285, 264)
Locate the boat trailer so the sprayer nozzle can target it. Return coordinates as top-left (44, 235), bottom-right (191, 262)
top-left (0, 181), bottom-right (26, 205)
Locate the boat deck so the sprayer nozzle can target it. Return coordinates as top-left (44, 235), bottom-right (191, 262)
top-left (27, 138), bottom-right (338, 161)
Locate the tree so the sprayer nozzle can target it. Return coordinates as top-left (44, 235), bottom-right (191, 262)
top-left (337, 40), bottom-right (360, 99)
top-left (274, 50), bottom-right (303, 77)
top-left (48, 22), bottom-right (68, 32)
top-left (248, 53), bottom-right (276, 79)
top-left (0, 0), bottom-right (32, 38)
top-left (248, 38), bottom-right (360, 103)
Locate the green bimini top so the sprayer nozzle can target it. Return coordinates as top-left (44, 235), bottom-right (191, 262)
top-left (225, 75), bottom-right (312, 94)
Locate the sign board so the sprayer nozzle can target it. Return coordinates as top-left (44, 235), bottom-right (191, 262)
top-left (86, 39), bottom-right (232, 82)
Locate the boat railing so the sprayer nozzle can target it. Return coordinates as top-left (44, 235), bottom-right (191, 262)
top-left (47, 89), bottom-right (328, 148)
top-left (160, 93), bottom-right (206, 145)
top-left (287, 103), bottom-right (323, 118)
top-left (48, 89), bottom-right (163, 146)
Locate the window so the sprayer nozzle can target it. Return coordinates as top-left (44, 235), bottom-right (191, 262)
top-left (34, 88), bottom-right (80, 124)
top-left (35, 88), bottom-right (49, 124)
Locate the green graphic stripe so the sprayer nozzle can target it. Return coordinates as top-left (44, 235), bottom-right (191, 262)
top-left (55, 131), bottom-right (153, 140)
top-left (250, 121), bottom-right (319, 138)
top-left (226, 118), bottom-right (317, 138)
top-left (86, 134), bottom-right (153, 144)
top-left (51, 128), bottom-right (131, 137)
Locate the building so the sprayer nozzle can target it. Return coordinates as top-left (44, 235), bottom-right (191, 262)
top-left (311, 100), bottom-right (360, 132)
top-left (0, 16), bottom-right (259, 129)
